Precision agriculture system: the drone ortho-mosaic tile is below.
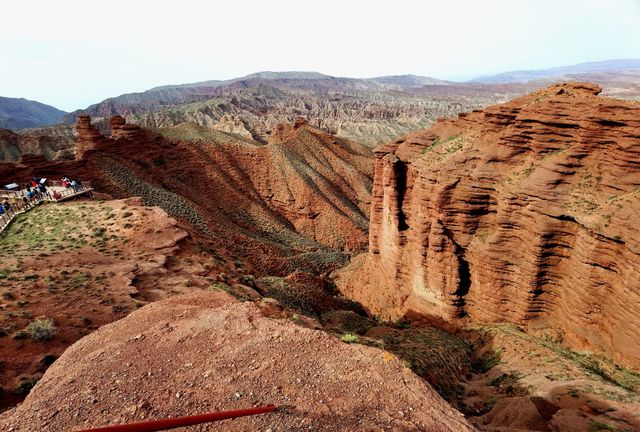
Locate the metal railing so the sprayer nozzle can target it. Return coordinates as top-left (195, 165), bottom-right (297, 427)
top-left (0, 182), bottom-right (93, 235)
top-left (0, 181), bottom-right (92, 199)
top-left (0, 199), bottom-right (40, 234)
top-left (50, 184), bottom-right (93, 201)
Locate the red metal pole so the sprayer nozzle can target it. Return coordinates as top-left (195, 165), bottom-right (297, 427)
top-left (76, 405), bottom-right (277, 432)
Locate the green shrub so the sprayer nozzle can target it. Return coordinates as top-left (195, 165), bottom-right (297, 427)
top-left (27, 318), bottom-right (56, 342)
top-left (340, 333), bottom-right (359, 343)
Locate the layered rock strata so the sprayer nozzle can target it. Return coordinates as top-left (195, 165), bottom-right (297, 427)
top-left (337, 83), bottom-right (640, 368)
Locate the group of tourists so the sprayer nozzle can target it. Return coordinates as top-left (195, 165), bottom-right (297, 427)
top-left (0, 196), bottom-right (19, 227)
top-left (60, 177), bottom-right (83, 192)
top-left (0, 199), bottom-right (11, 215)
top-left (1, 175), bottom-right (91, 230)
top-left (24, 178), bottom-right (52, 205)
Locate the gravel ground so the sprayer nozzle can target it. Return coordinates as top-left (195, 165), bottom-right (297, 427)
top-left (0, 292), bottom-right (476, 432)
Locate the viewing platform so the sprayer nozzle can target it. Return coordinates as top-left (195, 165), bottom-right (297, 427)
top-left (0, 181), bottom-right (93, 235)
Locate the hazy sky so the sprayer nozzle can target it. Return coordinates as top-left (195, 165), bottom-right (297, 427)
top-left (1, 0), bottom-right (639, 111)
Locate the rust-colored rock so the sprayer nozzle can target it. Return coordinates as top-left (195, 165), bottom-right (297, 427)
top-left (75, 114), bottom-right (109, 159)
top-left (337, 82), bottom-right (640, 368)
top-left (0, 127), bottom-right (75, 161)
top-left (1, 115), bottom-right (373, 275)
top-left (0, 293), bottom-right (476, 432)
top-left (109, 114), bottom-right (126, 130)
top-left (110, 115), bottom-right (147, 142)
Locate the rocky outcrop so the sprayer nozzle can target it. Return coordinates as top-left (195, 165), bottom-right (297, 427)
top-left (336, 83), bottom-right (640, 368)
top-left (1, 115), bottom-right (373, 276)
top-left (0, 292), bottom-right (476, 432)
top-left (0, 127), bottom-right (75, 161)
top-left (75, 115), bottom-right (106, 158)
top-left (109, 114), bottom-right (149, 142)
top-left (213, 114), bottom-right (255, 140)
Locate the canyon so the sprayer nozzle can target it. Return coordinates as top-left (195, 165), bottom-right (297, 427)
top-left (0, 81), bottom-right (639, 431)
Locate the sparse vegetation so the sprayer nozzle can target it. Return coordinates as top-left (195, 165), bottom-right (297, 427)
top-left (473, 348), bottom-right (503, 373)
top-left (320, 310), bottom-right (376, 335)
top-left (545, 371), bottom-right (571, 381)
top-left (15, 376), bottom-right (39, 395)
top-left (340, 333), bottom-right (359, 343)
top-left (487, 372), bottom-right (529, 396)
top-left (521, 166), bottom-right (535, 177)
top-left (259, 276), bottom-right (364, 317)
top-left (208, 283), bottom-right (251, 302)
top-left (13, 330), bottom-right (29, 340)
top-left (588, 420), bottom-right (621, 432)
top-left (476, 231), bottom-right (491, 243)
top-left (27, 318), bottom-right (56, 342)
top-left (421, 133), bottom-right (463, 157)
top-left (477, 324), bottom-right (640, 394)
top-left (372, 326), bottom-right (474, 401)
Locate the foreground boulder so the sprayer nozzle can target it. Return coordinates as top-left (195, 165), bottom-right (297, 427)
top-left (0, 292), bottom-right (475, 431)
top-left (337, 82), bottom-right (640, 368)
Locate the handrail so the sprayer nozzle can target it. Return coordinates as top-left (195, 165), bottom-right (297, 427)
top-left (75, 404), bottom-right (277, 432)
top-left (0, 183), bottom-right (94, 234)
top-left (0, 181), bottom-right (92, 198)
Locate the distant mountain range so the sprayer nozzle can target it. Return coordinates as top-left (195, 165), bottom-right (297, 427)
top-left (149, 71), bottom-right (451, 91)
top-left (0, 97), bottom-right (67, 129)
top-left (60, 71), bottom-right (530, 146)
top-left (2, 59), bottom-right (639, 147)
top-left (62, 71), bottom-right (455, 125)
top-left (474, 58), bottom-right (640, 83)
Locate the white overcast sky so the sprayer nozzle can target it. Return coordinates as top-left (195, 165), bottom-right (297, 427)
top-left (1, 0), bottom-right (639, 111)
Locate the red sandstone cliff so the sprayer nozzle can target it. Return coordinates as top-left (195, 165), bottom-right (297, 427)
top-left (2, 115), bottom-right (373, 276)
top-left (336, 82), bottom-right (640, 368)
